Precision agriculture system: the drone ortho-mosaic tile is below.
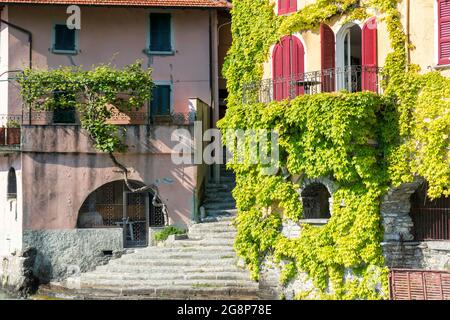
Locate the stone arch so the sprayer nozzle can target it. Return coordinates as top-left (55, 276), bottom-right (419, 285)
top-left (380, 179), bottom-right (423, 242)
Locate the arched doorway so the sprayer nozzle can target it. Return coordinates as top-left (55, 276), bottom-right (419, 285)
top-left (272, 35), bottom-right (305, 100)
top-left (78, 180), bottom-right (166, 247)
top-left (410, 182), bottom-right (450, 241)
top-left (300, 183), bottom-right (332, 220)
top-left (336, 22), bottom-right (362, 92)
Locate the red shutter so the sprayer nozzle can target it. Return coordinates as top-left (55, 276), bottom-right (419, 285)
top-left (438, 0), bottom-right (450, 65)
top-left (288, 0), bottom-right (297, 13)
top-left (291, 36), bottom-right (305, 96)
top-left (320, 23), bottom-right (335, 92)
top-left (273, 36), bottom-right (305, 100)
top-left (278, 0), bottom-right (287, 15)
top-left (278, 0), bottom-right (296, 15)
top-left (362, 17), bottom-right (378, 92)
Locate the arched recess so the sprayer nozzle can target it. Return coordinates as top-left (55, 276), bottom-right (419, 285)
top-left (300, 183), bottom-right (332, 220)
top-left (320, 23), bottom-right (336, 92)
top-left (272, 35), bottom-right (305, 101)
top-left (77, 180), bottom-right (165, 228)
top-left (7, 167), bottom-right (17, 200)
top-left (410, 182), bottom-right (450, 241)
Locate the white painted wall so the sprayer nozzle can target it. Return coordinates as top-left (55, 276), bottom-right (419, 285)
top-left (0, 156), bottom-right (23, 256)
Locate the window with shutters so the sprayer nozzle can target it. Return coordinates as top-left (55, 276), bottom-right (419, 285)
top-left (149, 13), bottom-right (173, 54)
top-left (438, 0), bottom-right (450, 65)
top-left (278, 0), bottom-right (297, 15)
top-left (52, 24), bottom-right (77, 54)
top-left (150, 84), bottom-right (172, 116)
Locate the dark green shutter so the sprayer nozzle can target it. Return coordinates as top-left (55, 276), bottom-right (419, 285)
top-left (150, 13), bottom-right (171, 52)
top-left (54, 24), bottom-right (76, 51)
top-left (151, 85), bottom-right (171, 116)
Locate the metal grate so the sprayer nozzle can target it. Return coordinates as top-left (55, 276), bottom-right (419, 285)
top-left (411, 183), bottom-right (450, 241)
top-left (390, 269), bottom-right (450, 300)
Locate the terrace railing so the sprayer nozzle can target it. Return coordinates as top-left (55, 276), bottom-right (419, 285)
top-left (242, 65), bottom-right (384, 104)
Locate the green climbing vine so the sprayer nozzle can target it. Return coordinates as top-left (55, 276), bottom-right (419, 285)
top-left (17, 62), bottom-right (153, 153)
top-left (219, 0), bottom-right (450, 299)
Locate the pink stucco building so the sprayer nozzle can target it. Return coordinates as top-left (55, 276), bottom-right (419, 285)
top-left (0, 0), bottom-right (231, 283)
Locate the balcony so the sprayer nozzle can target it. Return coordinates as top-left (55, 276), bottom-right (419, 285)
top-left (0, 115), bottom-right (22, 153)
top-left (242, 66), bottom-right (384, 104)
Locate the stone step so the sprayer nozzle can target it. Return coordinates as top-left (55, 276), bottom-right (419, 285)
top-left (203, 202), bottom-right (236, 210)
top-left (189, 232), bottom-right (236, 241)
top-left (206, 184), bottom-right (236, 190)
top-left (159, 238), bottom-right (235, 247)
top-left (205, 209), bottom-right (238, 216)
top-left (188, 224), bottom-right (235, 232)
top-left (71, 286), bottom-right (258, 300)
top-left (120, 252), bottom-right (236, 261)
top-left (133, 245), bottom-right (235, 254)
top-left (78, 279), bottom-right (258, 289)
top-left (94, 265), bottom-right (245, 274)
top-left (80, 272), bottom-right (251, 282)
top-left (108, 257), bottom-right (237, 267)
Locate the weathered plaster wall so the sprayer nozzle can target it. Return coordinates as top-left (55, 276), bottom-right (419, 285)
top-left (20, 124), bottom-right (198, 230)
top-left (22, 229), bottom-right (123, 282)
top-left (6, 5), bottom-right (213, 115)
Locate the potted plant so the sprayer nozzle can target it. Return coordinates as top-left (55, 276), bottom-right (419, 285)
top-left (5, 119), bottom-right (21, 145)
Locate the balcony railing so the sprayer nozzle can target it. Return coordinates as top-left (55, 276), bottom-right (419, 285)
top-left (0, 115), bottom-right (22, 148)
top-left (242, 66), bottom-right (384, 104)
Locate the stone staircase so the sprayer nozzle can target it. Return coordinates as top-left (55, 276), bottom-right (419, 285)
top-left (39, 167), bottom-right (258, 300)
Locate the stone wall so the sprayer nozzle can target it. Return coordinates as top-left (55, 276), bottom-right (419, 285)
top-left (0, 248), bottom-right (38, 296)
top-left (22, 228), bottom-right (123, 283)
top-left (258, 178), bottom-right (450, 299)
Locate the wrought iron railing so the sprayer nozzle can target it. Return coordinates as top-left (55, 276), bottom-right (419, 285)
top-left (411, 208), bottom-right (450, 241)
top-left (242, 66), bottom-right (384, 104)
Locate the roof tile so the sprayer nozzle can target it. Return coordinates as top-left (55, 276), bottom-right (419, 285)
top-left (0, 0), bottom-right (231, 8)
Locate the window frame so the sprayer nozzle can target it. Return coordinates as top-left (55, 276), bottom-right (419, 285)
top-left (146, 12), bottom-right (174, 55)
top-left (51, 23), bottom-right (78, 55)
top-left (150, 81), bottom-right (174, 117)
top-left (437, 0), bottom-right (450, 66)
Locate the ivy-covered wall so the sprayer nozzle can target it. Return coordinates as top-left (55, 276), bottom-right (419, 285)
top-left (218, 0), bottom-right (450, 299)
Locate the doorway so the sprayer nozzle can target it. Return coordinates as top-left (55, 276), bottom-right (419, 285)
top-left (336, 23), bottom-right (362, 92)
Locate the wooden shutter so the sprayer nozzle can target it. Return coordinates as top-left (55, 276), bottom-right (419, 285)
top-left (151, 85), bottom-right (171, 116)
top-left (273, 36), bottom-right (304, 100)
top-left (288, 0), bottom-right (297, 13)
top-left (273, 43), bottom-right (283, 101)
top-left (390, 269), bottom-right (450, 300)
top-left (291, 36), bottom-right (305, 96)
top-left (361, 17), bottom-right (378, 92)
top-left (320, 24), bottom-right (335, 92)
top-left (54, 24), bottom-right (75, 51)
top-left (278, 0), bottom-right (287, 15)
top-left (150, 13), bottom-right (172, 52)
top-left (438, 0), bottom-right (450, 65)
top-left (278, 0), bottom-right (297, 14)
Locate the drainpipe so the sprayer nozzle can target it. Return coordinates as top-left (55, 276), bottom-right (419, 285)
top-left (406, 0), bottom-right (411, 66)
top-left (0, 6), bottom-right (33, 124)
top-left (0, 7), bottom-right (33, 69)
